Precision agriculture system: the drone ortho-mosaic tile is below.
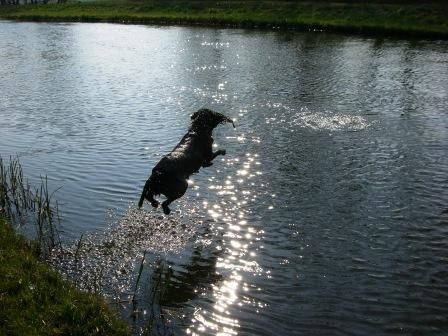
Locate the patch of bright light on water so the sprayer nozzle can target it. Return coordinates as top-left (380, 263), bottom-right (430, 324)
top-left (186, 152), bottom-right (269, 335)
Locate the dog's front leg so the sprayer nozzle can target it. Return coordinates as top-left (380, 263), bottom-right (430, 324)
top-left (214, 149), bottom-right (226, 157)
top-left (203, 149), bottom-right (226, 167)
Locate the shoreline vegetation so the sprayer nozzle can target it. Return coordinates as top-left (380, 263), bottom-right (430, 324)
top-left (0, 0), bottom-right (447, 38)
top-left (0, 218), bottom-right (129, 335)
top-left (0, 157), bottom-right (128, 335)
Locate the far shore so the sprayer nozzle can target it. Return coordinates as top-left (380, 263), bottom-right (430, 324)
top-left (1, 0), bottom-right (447, 38)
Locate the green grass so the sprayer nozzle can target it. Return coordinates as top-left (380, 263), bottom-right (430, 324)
top-left (0, 0), bottom-right (447, 38)
top-left (0, 217), bottom-right (129, 336)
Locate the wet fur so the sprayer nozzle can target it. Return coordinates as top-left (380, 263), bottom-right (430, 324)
top-left (138, 108), bottom-right (233, 214)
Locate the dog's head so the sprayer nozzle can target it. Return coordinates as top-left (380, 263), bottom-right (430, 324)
top-left (190, 108), bottom-right (235, 131)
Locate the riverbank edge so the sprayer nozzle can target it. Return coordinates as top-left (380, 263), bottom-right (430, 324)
top-left (0, 217), bottom-right (129, 336)
top-left (1, 1), bottom-right (447, 39)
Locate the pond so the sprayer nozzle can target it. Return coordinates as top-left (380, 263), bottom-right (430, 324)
top-left (1, 20), bottom-right (448, 335)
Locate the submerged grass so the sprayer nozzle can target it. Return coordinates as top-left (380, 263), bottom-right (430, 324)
top-left (0, 217), bottom-right (129, 336)
top-left (0, 0), bottom-right (447, 38)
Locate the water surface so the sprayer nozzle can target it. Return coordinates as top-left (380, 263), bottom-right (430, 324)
top-left (1, 21), bottom-right (448, 335)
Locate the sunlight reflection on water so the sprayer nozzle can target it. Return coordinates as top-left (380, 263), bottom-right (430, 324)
top-left (183, 151), bottom-right (268, 336)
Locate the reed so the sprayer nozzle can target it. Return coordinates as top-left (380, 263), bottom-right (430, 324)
top-left (126, 253), bottom-right (172, 335)
top-left (0, 156), bottom-right (32, 217)
top-left (33, 176), bottom-right (62, 257)
top-left (0, 156), bottom-right (61, 258)
top-left (132, 251), bottom-right (147, 304)
top-left (143, 259), bottom-right (172, 335)
top-left (74, 232), bottom-right (84, 267)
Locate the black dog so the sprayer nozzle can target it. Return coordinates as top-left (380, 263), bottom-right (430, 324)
top-left (138, 108), bottom-right (234, 214)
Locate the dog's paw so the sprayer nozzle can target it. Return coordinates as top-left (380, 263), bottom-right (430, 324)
top-left (150, 200), bottom-right (159, 208)
top-left (218, 149), bottom-right (226, 156)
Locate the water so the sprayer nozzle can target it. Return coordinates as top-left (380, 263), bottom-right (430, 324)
top-left (1, 20), bottom-right (448, 335)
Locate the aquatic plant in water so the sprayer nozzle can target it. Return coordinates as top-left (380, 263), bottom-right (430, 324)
top-left (0, 156), bottom-right (61, 258)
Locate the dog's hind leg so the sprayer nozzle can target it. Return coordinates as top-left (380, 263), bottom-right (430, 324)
top-left (147, 191), bottom-right (159, 208)
top-left (161, 178), bottom-right (188, 215)
top-left (162, 199), bottom-right (172, 215)
top-left (138, 180), bottom-right (159, 208)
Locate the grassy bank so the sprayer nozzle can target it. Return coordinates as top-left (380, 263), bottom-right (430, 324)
top-left (0, 0), bottom-right (447, 38)
top-left (0, 217), bottom-right (129, 336)
top-left (1, 157), bottom-right (128, 335)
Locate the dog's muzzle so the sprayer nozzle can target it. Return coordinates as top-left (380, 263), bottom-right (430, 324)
top-left (224, 117), bottom-right (235, 128)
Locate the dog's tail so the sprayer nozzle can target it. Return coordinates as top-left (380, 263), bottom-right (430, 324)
top-left (138, 179), bottom-right (150, 208)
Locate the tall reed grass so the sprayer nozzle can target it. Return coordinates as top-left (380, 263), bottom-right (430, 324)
top-left (0, 156), bottom-right (61, 258)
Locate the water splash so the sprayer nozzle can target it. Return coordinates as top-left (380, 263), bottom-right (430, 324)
top-left (262, 103), bottom-right (374, 132)
top-left (49, 204), bottom-right (203, 301)
top-left (292, 110), bottom-right (372, 131)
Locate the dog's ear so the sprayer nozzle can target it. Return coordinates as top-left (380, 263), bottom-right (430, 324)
top-left (191, 111), bottom-right (199, 120)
